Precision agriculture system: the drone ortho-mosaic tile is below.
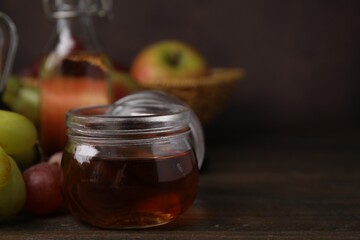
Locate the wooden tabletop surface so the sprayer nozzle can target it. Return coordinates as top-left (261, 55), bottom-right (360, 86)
top-left (1, 130), bottom-right (360, 239)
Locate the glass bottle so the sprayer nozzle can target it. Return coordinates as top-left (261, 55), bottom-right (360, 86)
top-left (0, 12), bottom-right (17, 95)
top-left (62, 94), bottom-right (200, 229)
top-left (39, 0), bottom-right (113, 157)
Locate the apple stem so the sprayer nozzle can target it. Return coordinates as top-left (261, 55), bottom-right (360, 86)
top-left (165, 51), bottom-right (182, 67)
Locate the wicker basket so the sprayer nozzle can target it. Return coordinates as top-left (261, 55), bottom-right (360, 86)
top-left (137, 68), bottom-right (245, 124)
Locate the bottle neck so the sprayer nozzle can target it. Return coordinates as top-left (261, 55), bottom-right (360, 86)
top-left (50, 16), bottom-right (101, 55)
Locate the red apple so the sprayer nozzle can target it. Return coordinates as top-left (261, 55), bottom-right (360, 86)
top-left (130, 40), bottom-right (208, 83)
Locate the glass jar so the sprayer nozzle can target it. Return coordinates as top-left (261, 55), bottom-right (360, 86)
top-left (39, 0), bottom-right (114, 157)
top-left (62, 98), bottom-right (199, 229)
top-left (111, 90), bottom-right (205, 169)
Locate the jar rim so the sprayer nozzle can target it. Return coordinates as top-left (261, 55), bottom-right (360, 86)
top-left (112, 90), bottom-right (205, 170)
top-left (66, 102), bottom-right (191, 137)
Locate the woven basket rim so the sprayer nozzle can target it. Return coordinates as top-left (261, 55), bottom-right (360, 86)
top-left (139, 67), bottom-right (245, 88)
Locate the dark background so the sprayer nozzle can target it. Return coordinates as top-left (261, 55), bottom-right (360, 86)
top-left (1, 0), bottom-right (359, 139)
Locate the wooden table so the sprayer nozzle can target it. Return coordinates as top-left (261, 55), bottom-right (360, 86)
top-left (1, 129), bottom-right (360, 239)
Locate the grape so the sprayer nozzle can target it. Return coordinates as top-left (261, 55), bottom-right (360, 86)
top-left (48, 151), bottom-right (63, 167)
top-left (0, 110), bottom-right (37, 155)
top-left (0, 147), bottom-right (27, 217)
top-left (23, 162), bottom-right (63, 215)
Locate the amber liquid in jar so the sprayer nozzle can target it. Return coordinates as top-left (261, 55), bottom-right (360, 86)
top-left (62, 149), bottom-right (198, 229)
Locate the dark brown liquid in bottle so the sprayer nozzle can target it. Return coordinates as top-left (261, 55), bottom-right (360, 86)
top-left (62, 150), bottom-right (198, 229)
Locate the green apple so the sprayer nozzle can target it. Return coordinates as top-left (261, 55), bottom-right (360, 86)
top-left (0, 110), bottom-right (37, 155)
top-left (130, 40), bottom-right (208, 83)
top-left (2, 76), bottom-right (40, 125)
top-left (0, 147), bottom-right (26, 217)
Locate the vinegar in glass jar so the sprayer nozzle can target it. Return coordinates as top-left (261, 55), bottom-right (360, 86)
top-left (62, 149), bottom-right (198, 229)
top-left (62, 100), bottom-right (202, 229)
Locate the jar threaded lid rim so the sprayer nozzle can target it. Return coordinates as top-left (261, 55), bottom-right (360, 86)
top-left (66, 102), bottom-right (191, 137)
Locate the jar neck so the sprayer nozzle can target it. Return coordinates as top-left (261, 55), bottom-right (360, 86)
top-left (67, 127), bottom-right (192, 145)
top-left (65, 103), bottom-right (192, 141)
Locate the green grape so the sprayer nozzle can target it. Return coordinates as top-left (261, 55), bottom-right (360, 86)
top-left (0, 110), bottom-right (37, 155)
top-left (0, 147), bottom-right (26, 217)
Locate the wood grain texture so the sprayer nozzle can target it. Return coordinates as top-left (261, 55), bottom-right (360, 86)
top-left (1, 131), bottom-right (360, 239)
